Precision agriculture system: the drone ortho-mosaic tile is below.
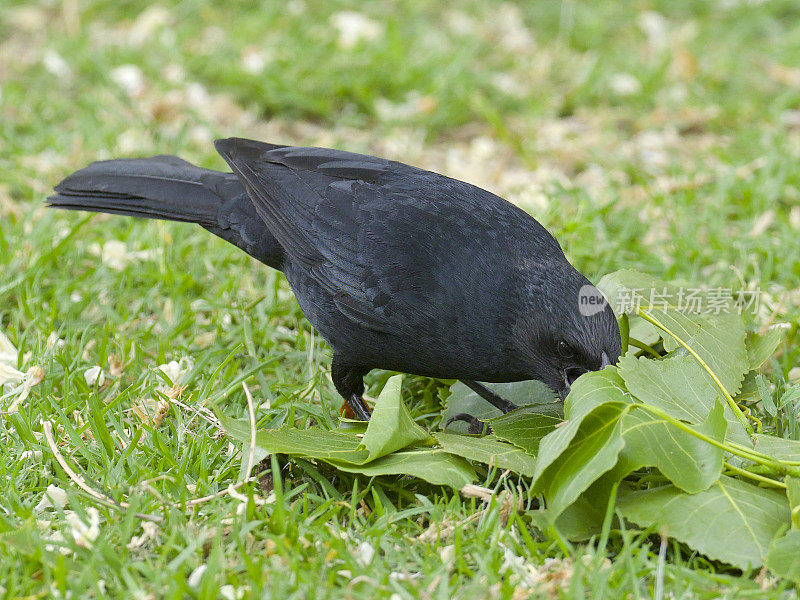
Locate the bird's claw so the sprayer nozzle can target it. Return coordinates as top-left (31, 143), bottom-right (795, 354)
top-left (445, 413), bottom-right (489, 435)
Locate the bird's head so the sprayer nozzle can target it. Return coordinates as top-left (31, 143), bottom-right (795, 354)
top-left (513, 262), bottom-right (621, 399)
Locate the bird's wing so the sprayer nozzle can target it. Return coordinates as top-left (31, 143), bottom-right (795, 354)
top-left (213, 138), bottom-right (557, 334)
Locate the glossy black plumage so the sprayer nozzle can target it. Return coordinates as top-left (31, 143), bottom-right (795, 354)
top-left (49, 137), bottom-right (621, 419)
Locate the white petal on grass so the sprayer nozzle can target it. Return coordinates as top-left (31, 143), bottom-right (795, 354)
top-left (241, 46), bottom-right (273, 74)
top-left (750, 210), bottom-right (775, 237)
top-left (790, 206), bottom-right (800, 229)
top-left (438, 544), bottom-right (455, 565)
top-left (0, 364), bottom-right (25, 386)
top-left (1, 364), bottom-right (43, 413)
top-left (220, 586), bottom-right (246, 600)
top-left (356, 541), bottom-right (375, 566)
top-left (129, 5), bottom-right (172, 47)
top-left (158, 356), bottom-right (193, 384)
top-left (46, 332), bottom-right (65, 351)
top-left (187, 564), bottom-right (207, 588)
top-left (638, 11), bottom-right (669, 51)
top-left (0, 330), bottom-right (18, 367)
top-left (609, 72), bottom-right (642, 96)
top-left (84, 366), bottom-right (105, 386)
top-left (126, 521), bottom-right (160, 550)
top-left (35, 484), bottom-right (69, 511)
top-left (110, 64), bottom-right (145, 97)
top-left (330, 11), bottom-right (383, 48)
top-left (42, 50), bottom-right (71, 79)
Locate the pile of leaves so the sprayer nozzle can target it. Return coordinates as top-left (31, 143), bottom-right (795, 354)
top-left (221, 270), bottom-right (800, 578)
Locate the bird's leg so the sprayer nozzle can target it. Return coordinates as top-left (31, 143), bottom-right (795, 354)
top-left (444, 381), bottom-right (519, 434)
top-left (331, 356), bottom-right (371, 421)
top-left (460, 380), bottom-right (519, 414)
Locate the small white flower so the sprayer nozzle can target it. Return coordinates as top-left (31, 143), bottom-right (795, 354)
top-left (100, 240), bottom-right (129, 270)
top-left (110, 64), bottom-right (145, 97)
top-left (330, 11), bottom-right (382, 48)
top-left (241, 47), bottom-right (273, 74)
top-left (157, 356), bottom-right (193, 384)
top-left (46, 332), bottom-right (65, 351)
top-left (609, 72), bottom-right (642, 96)
top-left (126, 521), bottom-right (160, 550)
top-left (66, 507), bottom-right (100, 548)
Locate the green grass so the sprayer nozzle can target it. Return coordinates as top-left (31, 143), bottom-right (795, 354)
top-left (1, 0), bottom-right (799, 597)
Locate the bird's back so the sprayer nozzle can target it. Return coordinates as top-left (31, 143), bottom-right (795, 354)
top-left (215, 138), bottom-right (568, 378)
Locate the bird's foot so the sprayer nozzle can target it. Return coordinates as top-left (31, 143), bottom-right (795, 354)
top-left (343, 393), bottom-right (371, 421)
top-left (339, 402), bottom-right (357, 420)
top-left (444, 413), bottom-right (490, 435)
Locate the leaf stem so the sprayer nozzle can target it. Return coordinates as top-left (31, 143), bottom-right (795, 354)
top-left (637, 309), bottom-right (755, 437)
top-left (723, 462), bottom-right (787, 489)
top-left (728, 441), bottom-right (800, 467)
top-left (619, 313), bottom-right (630, 355)
top-left (636, 404), bottom-right (800, 477)
top-left (627, 337), bottom-right (661, 359)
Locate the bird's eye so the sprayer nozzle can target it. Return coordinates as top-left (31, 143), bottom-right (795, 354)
top-left (556, 340), bottom-right (573, 359)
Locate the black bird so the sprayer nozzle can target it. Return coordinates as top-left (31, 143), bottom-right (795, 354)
top-left (48, 138), bottom-right (621, 421)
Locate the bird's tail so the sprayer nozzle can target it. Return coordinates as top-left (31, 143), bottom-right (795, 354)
top-left (48, 155), bottom-right (285, 268)
top-left (47, 155), bottom-right (236, 226)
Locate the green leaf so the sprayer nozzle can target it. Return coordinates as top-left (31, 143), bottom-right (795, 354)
top-left (360, 375), bottom-right (431, 460)
top-left (535, 474), bottom-right (635, 542)
top-left (596, 269), bottom-right (682, 316)
top-left (598, 270), bottom-right (750, 397)
top-left (618, 354), bottom-right (751, 446)
top-left (434, 432), bottom-right (539, 477)
top-left (487, 406), bottom-right (562, 455)
top-left (787, 477), bottom-right (800, 530)
top-left (752, 434), bottom-right (800, 462)
top-left (734, 371), bottom-right (761, 404)
top-left (222, 417), bottom-right (370, 464)
top-left (442, 379), bottom-right (558, 431)
top-left (629, 315), bottom-right (661, 345)
top-left (533, 369), bottom-right (629, 482)
top-left (330, 450), bottom-right (475, 489)
top-left (649, 309), bottom-right (748, 396)
top-left (620, 400), bottom-right (726, 493)
top-left (535, 402), bottom-right (628, 519)
top-left (538, 497), bottom-right (605, 542)
top-left (766, 529), bottom-right (800, 583)
top-left (618, 476), bottom-right (791, 570)
top-left (746, 327), bottom-right (783, 371)
top-left (219, 403), bottom-right (473, 488)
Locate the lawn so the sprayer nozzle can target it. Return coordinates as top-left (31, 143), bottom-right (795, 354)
top-left (1, 0), bottom-right (799, 597)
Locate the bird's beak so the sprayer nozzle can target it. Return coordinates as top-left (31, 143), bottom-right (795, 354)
top-left (601, 350), bottom-right (611, 369)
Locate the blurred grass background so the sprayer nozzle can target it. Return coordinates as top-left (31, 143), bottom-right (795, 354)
top-left (1, 0), bottom-right (800, 597)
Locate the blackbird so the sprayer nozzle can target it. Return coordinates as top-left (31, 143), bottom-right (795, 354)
top-left (48, 137), bottom-right (621, 421)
